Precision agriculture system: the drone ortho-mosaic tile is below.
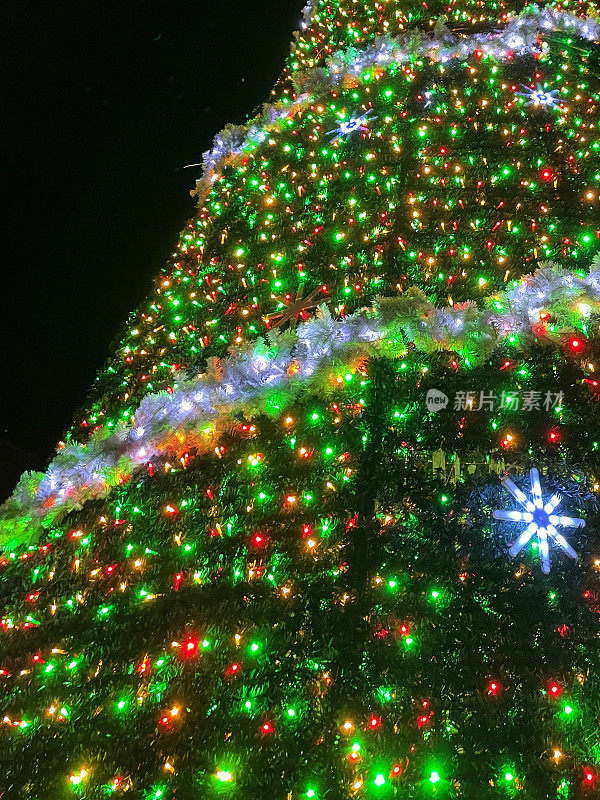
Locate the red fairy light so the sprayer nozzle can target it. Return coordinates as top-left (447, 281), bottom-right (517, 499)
top-left (568, 336), bottom-right (585, 353)
top-left (487, 680), bottom-right (501, 696)
top-left (346, 514), bottom-right (359, 531)
top-left (261, 721), bottom-right (274, 735)
top-left (548, 681), bottom-right (562, 698)
top-left (391, 764), bottom-right (403, 777)
top-left (183, 636), bottom-right (198, 657)
top-left (369, 715), bottom-right (381, 730)
top-left (225, 662), bottom-right (241, 678)
top-left (548, 428), bottom-right (561, 443)
top-left (583, 767), bottom-right (598, 790)
top-left (174, 573), bottom-right (183, 591)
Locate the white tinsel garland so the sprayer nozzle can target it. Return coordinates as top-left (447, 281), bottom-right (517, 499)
top-left (190, 7), bottom-right (600, 203)
top-left (1, 263), bottom-right (600, 546)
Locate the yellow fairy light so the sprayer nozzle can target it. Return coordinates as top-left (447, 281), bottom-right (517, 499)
top-left (69, 769), bottom-right (89, 786)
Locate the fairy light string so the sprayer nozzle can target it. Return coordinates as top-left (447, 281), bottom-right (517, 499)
top-left (67, 4), bottom-right (600, 448)
top-left (1, 0), bottom-right (600, 797)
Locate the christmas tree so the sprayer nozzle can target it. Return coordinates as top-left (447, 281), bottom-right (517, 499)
top-left (3, 0), bottom-right (600, 797)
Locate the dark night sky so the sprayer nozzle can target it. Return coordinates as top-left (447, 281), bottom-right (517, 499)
top-left (1, 0), bottom-right (303, 497)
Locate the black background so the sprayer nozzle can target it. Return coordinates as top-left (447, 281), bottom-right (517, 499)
top-left (1, 0), bottom-right (303, 497)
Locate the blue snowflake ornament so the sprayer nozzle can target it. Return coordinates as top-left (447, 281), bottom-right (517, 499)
top-left (327, 109), bottom-right (376, 142)
top-left (493, 468), bottom-right (585, 574)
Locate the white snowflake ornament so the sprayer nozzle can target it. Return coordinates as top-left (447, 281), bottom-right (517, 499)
top-left (517, 83), bottom-right (560, 107)
top-left (493, 468), bottom-right (585, 574)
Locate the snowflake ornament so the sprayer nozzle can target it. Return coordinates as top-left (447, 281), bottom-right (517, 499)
top-left (327, 109), bottom-right (376, 142)
top-left (517, 83), bottom-right (560, 108)
top-left (493, 468), bottom-right (585, 574)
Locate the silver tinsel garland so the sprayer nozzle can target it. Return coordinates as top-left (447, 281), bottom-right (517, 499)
top-left (1, 263), bottom-right (600, 545)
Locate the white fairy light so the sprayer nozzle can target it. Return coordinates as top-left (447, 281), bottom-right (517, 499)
top-left (493, 468), bottom-right (585, 574)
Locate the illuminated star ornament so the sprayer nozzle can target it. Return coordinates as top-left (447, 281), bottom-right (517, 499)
top-left (517, 83), bottom-right (560, 107)
top-left (493, 468), bottom-right (585, 574)
top-left (327, 109), bottom-right (376, 141)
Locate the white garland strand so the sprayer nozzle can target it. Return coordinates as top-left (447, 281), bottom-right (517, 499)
top-left (191, 7), bottom-right (600, 203)
top-left (2, 263), bottom-right (600, 546)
